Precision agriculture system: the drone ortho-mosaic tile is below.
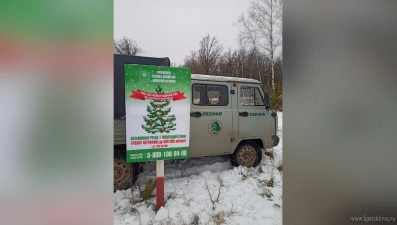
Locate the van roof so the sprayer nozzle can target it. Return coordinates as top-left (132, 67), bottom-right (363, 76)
top-left (191, 74), bottom-right (261, 84)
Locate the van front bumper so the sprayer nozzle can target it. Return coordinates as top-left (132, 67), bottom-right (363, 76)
top-left (272, 135), bottom-right (280, 147)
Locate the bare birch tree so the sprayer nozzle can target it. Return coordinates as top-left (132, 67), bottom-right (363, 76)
top-left (183, 51), bottom-right (202, 73)
top-left (198, 34), bottom-right (224, 74)
top-left (113, 37), bottom-right (144, 55)
top-left (237, 0), bottom-right (282, 91)
top-left (237, 35), bottom-right (248, 78)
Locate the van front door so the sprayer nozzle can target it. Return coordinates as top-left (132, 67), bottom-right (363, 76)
top-left (189, 82), bottom-right (232, 157)
top-left (237, 84), bottom-right (267, 145)
top-left (263, 92), bottom-right (278, 148)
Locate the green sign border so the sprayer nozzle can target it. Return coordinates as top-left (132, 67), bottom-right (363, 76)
top-left (124, 64), bottom-right (191, 162)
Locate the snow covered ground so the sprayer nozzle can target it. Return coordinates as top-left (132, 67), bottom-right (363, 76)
top-left (114, 112), bottom-right (283, 225)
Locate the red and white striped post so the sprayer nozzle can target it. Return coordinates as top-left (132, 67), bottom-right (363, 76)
top-left (155, 160), bottom-right (165, 210)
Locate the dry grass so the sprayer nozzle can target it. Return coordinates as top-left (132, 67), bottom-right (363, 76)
top-left (241, 167), bottom-right (257, 181)
top-left (211, 205), bottom-right (238, 225)
top-left (167, 192), bottom-right (176, 200)
top-left (150, 219), bottom-right (175, 225)
top-left (129, 207), bottom-right (142, 225)
top-left (183, 197), bottom-right (193, 207)
top-left (178, 213), bottom-right (200, 225)
top-left (140, 178), bottom-right (156, 200)
top-left (265, 149), bottom-right (274, 160)
top-left (258, 166), bottom-right (264, 173)
top-left (190, 214), bottom-right (200, 225)
top-left (265, 189), bottom-right (274, 199)
top-left (257, 185), bottom-right (273, 200)
top-left (266, 177), bottom-right (274, 187)
top-left (150, 213), bottom-right (200, 225)
top-left (212, 212), bottom-right (226, 225)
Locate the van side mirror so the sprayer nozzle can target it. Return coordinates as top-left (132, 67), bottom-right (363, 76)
top-left (264, 92), bottom-right (270, 110)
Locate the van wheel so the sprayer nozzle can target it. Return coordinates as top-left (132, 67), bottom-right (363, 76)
top-left (114, 151), bottom-right (139, 192)
top-left (231, 141), bottom-right (262, 167)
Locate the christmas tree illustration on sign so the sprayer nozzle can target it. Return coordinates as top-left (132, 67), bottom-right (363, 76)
top-left (141, 84), bottom-right (177, 134)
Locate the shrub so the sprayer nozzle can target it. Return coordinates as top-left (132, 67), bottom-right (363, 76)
top-left (270, 83), bottom-right (282, 111)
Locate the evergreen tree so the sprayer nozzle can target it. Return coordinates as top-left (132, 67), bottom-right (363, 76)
top-left (142, 85), bottom-right (177, 134)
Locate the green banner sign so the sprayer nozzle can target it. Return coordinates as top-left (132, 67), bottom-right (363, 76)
top-left (125, 64), bottom-right (191, 162)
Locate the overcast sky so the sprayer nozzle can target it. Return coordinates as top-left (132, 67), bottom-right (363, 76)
top-left (114, 0), bottom-right (251, 65)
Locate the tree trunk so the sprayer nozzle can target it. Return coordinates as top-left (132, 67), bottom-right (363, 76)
top-left (271, 61), bottom-right (275, 91)
top-left (241, 63), bottom-right (244, 78)
top-left (256, 53), bottom-right (261, 83)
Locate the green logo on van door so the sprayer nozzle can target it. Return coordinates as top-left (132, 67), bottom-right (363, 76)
top-left (209, 120), bottom-right (222, 136)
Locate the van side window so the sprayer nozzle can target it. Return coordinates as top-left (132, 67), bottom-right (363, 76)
top-left (192, 84), bottom-right (228, 106)
top-left (240, 87), bottom-right (265, 106)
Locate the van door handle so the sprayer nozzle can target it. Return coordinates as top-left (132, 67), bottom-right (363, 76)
top-left (239, 112), bottom-right (249, 117)
top-left (190, 112), bottom-right (202, 118)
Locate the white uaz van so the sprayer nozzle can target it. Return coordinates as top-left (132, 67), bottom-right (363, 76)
top-left (189, 74), bottom-right (279, 165)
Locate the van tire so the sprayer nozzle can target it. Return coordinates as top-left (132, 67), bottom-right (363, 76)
top-left (114, 150), bottom-right (139, 192)
top-left (231, 141), bottom-right (262, 167)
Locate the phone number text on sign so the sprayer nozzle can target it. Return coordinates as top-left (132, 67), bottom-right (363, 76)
top-left (127, 148), bottom-right (189, 162)
top-left (147, 150), bottom-right (187, 159)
